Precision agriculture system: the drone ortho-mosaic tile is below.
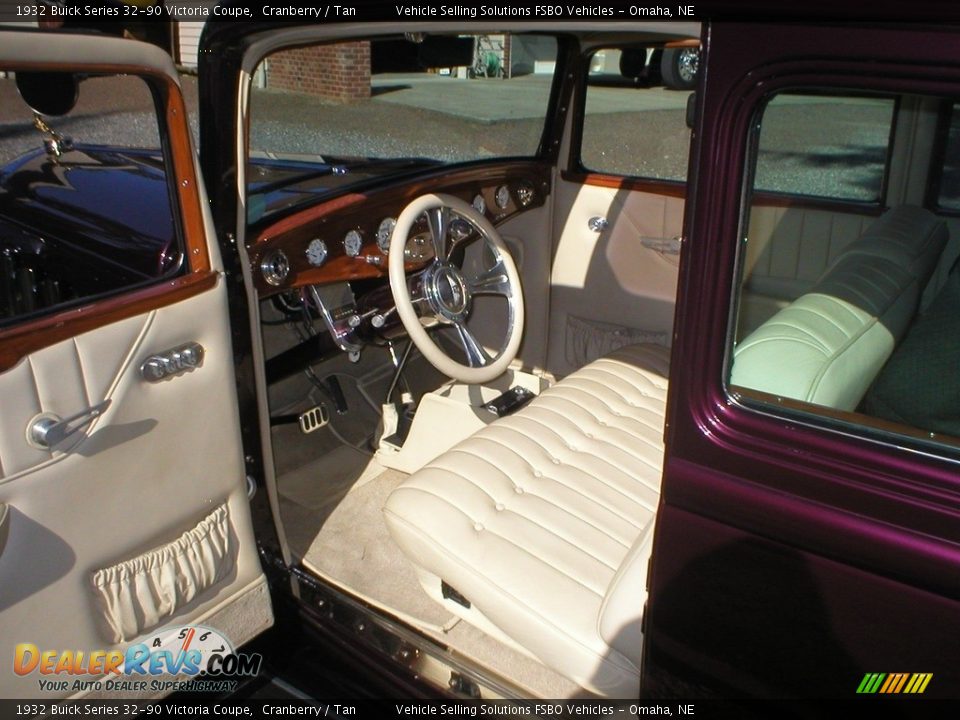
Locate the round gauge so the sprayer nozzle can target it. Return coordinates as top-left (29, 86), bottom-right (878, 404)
top-left (472, 194), bottom-right (486, 215)
top-left (377, 217), bottom-right (396, 254)
top-left (260, 249), bottom-right (289, 286)
top-left (305, 238), bottom-right (328, 266)
top-left (343, 230), bottom-right (362, 257)
top-left (495, 185), bottom-right (511, 210)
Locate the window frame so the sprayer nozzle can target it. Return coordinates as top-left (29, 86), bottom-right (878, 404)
top-left (0, 70), bottom-right (189, 331)
top-left (725, 85), bottom-right (960, 463)
top-left (565, 43), bottom-right (690, 196)
top-left (244, 32), bottom-right (570, 226)
top-left (924, 97), bottom-right (960, 215)
top-left (0, 58), bottom-right (214, 374)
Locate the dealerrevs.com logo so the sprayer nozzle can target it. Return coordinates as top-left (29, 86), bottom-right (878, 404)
top-left (13, 625), bottom-right (262, 694)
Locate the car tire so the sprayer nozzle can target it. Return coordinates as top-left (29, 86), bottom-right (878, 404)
top-left (661, 47), bottom-right (699, 90)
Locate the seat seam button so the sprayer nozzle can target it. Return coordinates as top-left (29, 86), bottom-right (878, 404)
top-left (495, 503), bottom-right (504, 511)
top-left (474, 522), bottom-right (484, 532)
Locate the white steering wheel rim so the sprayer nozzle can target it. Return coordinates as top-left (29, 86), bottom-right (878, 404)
top-left (389, 193), bottom-right (524, 384)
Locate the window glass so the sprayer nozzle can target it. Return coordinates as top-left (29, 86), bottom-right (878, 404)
top-left (0, 72), bottom-right (182, 328)
top-left (935, 102), bottom-right (960, 211)
top-left (754, 94), bottom-right (895, 202)
top-left (729, 89), bottom-right (960, 447)
top-left (580, 47), bottom-right (692, 181)
top-left (247, 34), bottom-right (559, 221)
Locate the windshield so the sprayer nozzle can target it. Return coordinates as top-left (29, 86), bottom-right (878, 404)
top-left (246, 33), bottom-right (559, 222)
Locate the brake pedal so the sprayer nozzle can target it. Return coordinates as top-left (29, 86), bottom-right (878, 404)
top-left (299, 405), bottom-right (329, 434)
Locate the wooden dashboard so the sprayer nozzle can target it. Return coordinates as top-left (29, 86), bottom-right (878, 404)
top-left (249, 161), bottom-right (551, 296)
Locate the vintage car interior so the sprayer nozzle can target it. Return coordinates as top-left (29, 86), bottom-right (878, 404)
top-left (2, 19), bottom-right (960, 701)
top-left (237, 28), bottom-right (696, 698)
top-left (237, 29), bottom-right (960, 698)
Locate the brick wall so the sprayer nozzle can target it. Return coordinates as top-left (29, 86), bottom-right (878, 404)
top-left (266, 42), bottom-right (371, 103)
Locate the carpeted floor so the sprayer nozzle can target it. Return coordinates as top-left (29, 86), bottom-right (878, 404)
top-left (297, 468), bottom-right (586, 698)
top-left (301, 469), bottom-right (455, 629)
top-left (269, 350), bottom-right (584, 696)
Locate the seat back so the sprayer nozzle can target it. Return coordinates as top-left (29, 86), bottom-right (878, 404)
top-left (731, 206), bottom-right (947, 411)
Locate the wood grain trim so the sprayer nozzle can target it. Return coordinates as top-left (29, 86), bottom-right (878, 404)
top-left (258, 193), bottom-right (369, 240)
top-left (0, 271), bottom-right (218, 373)
top-left (253, 161), bottom-right (552, 247)
top-left (664, 38), bottom-right (701, 49)
top-left (561, 170), bottom-right (688, 198)
top-left (164, 83), bottom-right (211, 273)
top-left (732, 387), bottom-right (960, 451)
top-left (751, 192), bottom-right (886, 216)
top-left (250, 162), bottom-right (552, 295)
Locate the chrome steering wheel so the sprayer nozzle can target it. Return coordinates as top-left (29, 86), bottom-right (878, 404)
top-left (388, 193), bottom-right (524, 384)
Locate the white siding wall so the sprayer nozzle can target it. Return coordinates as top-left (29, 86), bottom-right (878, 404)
top-left (177, 21), bottom-right (205, 69)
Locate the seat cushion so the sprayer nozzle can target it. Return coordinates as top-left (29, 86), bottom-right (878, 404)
top-left (731, 205), bottom-right (946, 410)
top-left (383, 344), bottom-right (670, 697)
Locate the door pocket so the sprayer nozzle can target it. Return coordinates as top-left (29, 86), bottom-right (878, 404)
top-left (566, 314), bottom-right (669, 368)
top-left (91, 503), bottom-right (234, 643)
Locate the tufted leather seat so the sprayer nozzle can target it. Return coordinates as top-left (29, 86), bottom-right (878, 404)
top-left (383, 344), bottom-right (671, 697)
top-left (731, 206), bottom-right (946, 410)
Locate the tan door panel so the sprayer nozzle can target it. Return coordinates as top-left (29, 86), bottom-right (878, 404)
top-left (0, 32), bottom-right (272, 700)
top-left (548, 179), bottom-right (683, 377)
top-left (0, 313), bottom-right (149, 479)
top-left (0, 281), bottom-right (272, 698)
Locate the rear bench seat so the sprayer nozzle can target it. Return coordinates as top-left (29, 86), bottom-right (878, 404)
top-left (731, 205), bottom-right (947, 410)
top-left (383, 344), bottom-right (671, 697)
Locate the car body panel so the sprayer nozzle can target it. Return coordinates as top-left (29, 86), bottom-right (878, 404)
top-left (645, 20), bottom-right (960, 698)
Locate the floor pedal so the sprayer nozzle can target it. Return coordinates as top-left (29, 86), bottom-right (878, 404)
top-left (299, 405), bottom-right (329, 434)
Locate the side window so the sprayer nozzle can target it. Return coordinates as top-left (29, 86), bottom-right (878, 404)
top-left (728, 88), bottom-right (960, 448)
top-left (932, 101), bottom-right (960, 211)
top-left (754, 93), bottom-right (895, 202)
top-left (578, 46), bottom-right (694, 181)
top-left (0, 71), bottom-right (183, 328)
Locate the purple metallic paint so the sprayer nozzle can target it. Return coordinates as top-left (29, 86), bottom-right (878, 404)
top-left (644, 22), bottom-right (960, 698)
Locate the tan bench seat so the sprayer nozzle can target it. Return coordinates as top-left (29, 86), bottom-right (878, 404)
top-left (383, 344), bottom-right (671, 697)
top-left (731, 205), bottom-right (947, 410)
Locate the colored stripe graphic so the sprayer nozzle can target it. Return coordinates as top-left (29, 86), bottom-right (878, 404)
top-left (857, 673), bottom-right (932, 694)
top-left (857, 673), bottom-right (886, 694)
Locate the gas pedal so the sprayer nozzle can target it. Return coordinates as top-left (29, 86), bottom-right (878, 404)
top-left (299, 405), bottom-right (329, 434)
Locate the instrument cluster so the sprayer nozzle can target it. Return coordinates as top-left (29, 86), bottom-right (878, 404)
top-left (250, 164), bottom-right (548, 295)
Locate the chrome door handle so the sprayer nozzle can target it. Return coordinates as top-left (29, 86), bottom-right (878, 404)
top-left (28, 399), bottom-right (112, 449)
top-left (640, 236), bottom-right (683, 255)
top-left (588, 216), bottom-right (608, 232)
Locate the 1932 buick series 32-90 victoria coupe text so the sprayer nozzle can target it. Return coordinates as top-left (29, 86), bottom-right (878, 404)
top-left (0, 2), bottom-right (959, 703)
